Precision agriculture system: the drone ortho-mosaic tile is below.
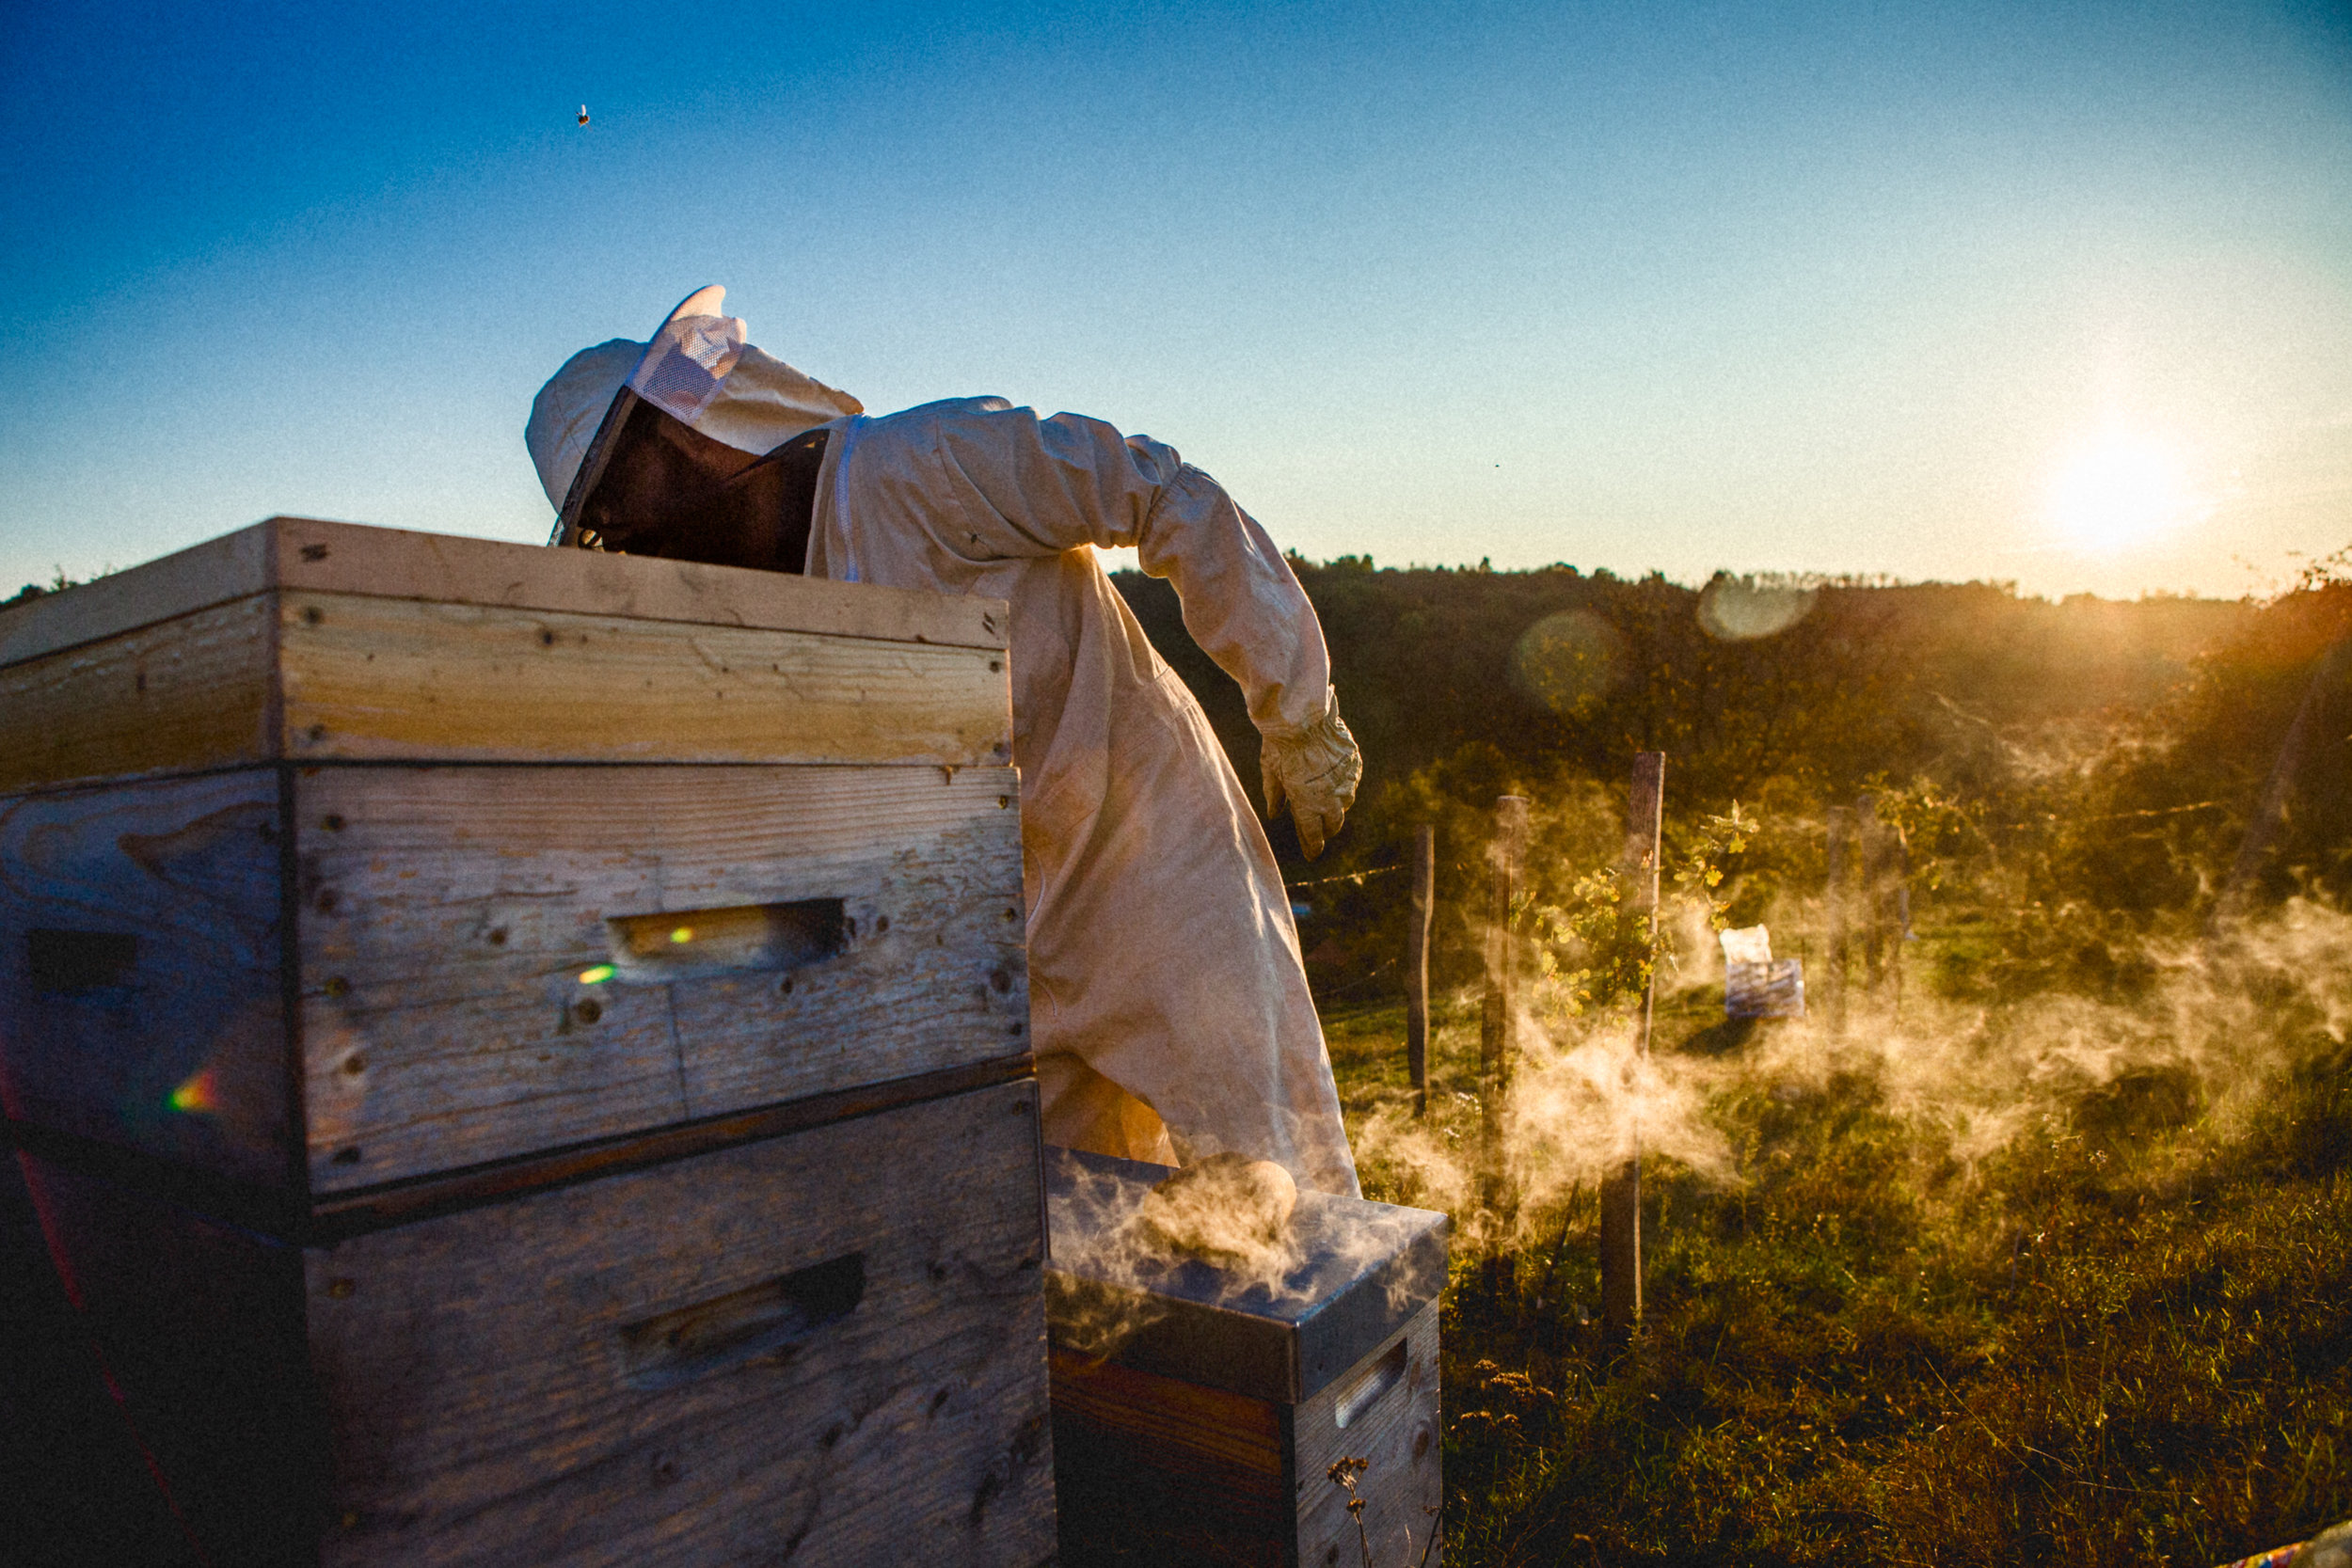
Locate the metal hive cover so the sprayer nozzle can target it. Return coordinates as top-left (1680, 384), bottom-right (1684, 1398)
top-left (1042, 1146), bottom-right (1449, 1404)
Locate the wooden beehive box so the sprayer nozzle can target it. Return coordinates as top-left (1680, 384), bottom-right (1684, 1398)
top-left (0, 516), bottom-right (1056, 1567)
top-left (1041, 1148), bottom-right (1448, 1568)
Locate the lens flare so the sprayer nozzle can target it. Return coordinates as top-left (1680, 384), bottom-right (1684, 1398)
top-left (168, 1067), bottom-right (219, 1115)
top-left (1698, 574), bottom-right (1817, 641)
top-left (1510, 610), bottom-right (1627, 719)
top-left (2047, 430), bottom-right (2191, 553)
top-left (579, 963), bottom-right (615, 985)
top-left (670, 927), bottom-right (693, 944)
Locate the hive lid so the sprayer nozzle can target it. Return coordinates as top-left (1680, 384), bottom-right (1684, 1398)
top-left (0, 515), bottom-right (1007, 672)
top-left (1042, 1146), bottom-right (1448, 1405)
top-left (0, 516), bottom-right (1015, 794)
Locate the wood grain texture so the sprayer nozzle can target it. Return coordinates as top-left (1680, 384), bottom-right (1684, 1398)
top-left (1049, 1304), bottom-right (1440, 1568)
top-left (308, 1056), bottom-right (1036, 1243)
top-left (0, 594), bottom-right (277, 795)
top-left (1049, 1349), bottom-right (1285, 1482)
top-left (0, 770), bottom-right (293, 1186)
top-left (1290, 1301), bottom-right (1442, 1568)
top-left (295, 764), bottom-right (1030, 1190)
top-left (1048, 1350), bottom-right (1289, 1568)
top-left (276, 592), bottom-right (1013, 769)
top-left (0, 522), bottom-right (271, 671)
top-left (0, 516), bottom-right (1006, 672)
top-left (307, 1080), bottom-right (1056, 1568)
top-left (264, 517), bottom-right (1008, 652)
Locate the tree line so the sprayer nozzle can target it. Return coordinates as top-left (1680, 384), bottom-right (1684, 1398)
top-left (1118, 555), bottom-right (2352, 1003)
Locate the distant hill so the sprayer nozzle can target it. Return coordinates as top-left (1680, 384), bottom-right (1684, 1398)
top-left (1116, 559), bottom-right (2250, 831)
top-left (1115, 557), bottom-right (2352, 1001)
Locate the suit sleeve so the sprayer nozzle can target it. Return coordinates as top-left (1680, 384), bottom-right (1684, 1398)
top-left (932, 401), bottom-right (1333, 735)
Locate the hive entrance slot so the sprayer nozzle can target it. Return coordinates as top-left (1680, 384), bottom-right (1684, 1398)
top-left (1334, 1337), bottom-right (1408, 1430)
top-left (619, 1251), bottom-right (866, 1390)
top-left (603, 898), bottom-right (846, 984)
top-left (27, 929), bottom-right (140, 994)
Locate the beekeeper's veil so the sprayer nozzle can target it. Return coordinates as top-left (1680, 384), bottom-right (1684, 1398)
top-left (525, 285), bottom-right (863, 543)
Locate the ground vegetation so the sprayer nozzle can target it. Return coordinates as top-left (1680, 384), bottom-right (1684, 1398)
top-left (1120, 555), bottom-right (2352, 1565)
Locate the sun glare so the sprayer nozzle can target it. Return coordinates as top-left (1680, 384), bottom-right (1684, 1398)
top-left (2046, 432), bottom-right (2191, 554)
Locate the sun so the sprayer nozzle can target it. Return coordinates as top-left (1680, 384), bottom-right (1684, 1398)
top-left (2046, 431), bottom-right (2191, 554)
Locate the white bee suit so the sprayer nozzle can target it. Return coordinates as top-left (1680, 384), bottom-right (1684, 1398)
top-left (806, 397), bottom-right (1360, 1197)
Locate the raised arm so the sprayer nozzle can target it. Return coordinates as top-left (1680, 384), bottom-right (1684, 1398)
top-left (917, 398), bottom-right (1362, 853)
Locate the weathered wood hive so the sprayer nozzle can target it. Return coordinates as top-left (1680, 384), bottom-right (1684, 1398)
top-left (0, 516), bottom-right (1056, 1566)
top-left (1041, 1148), bottom-right (1448, 1568)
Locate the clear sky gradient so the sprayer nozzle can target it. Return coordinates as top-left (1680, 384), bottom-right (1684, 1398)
top-left (4, 1), bottom-right (2347, 599)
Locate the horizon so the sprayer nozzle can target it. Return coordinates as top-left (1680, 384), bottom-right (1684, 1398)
top-left (4, 1), bottom-right (2347, 602)
top-left (16, 521), bottom-right (2303, 612)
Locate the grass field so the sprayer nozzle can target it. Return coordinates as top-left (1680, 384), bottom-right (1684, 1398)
top-left (1319, 944), bottom-right (2352, 1566)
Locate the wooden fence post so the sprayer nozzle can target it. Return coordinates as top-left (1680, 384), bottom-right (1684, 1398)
top-left (1407, 824), bottom-right (1435, 1118)
top-left (1600, 752), bottom-right (1663, 1342)
top-left (1479, 798), bottom-right (1529, 1220)
top-left (1825, 804), bottom-right (1851, 1036)
top-left (1856, 796), bottom-right (1909, 1016)
top-left (1858, 795), bottom-right (1888, 994)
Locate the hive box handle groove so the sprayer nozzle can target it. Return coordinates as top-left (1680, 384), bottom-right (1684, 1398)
top-left (1334, 1337), bottom-right (1408, 1430)
top-left (603, 898), bottom-right (846, 984)
top-left (618, 1250), bottom-right (866, 1390)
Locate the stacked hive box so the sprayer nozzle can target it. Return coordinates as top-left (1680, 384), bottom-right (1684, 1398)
top-left (0, 517), bottom-right (1056, 1566)
top-left (1041, 1148), bottom-right (1447, 1568)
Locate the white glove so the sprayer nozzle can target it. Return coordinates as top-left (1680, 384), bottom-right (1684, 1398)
top-left (1260, 686), bottom-right (1362, 860)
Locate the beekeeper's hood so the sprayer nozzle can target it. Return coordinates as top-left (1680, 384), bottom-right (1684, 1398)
top-left (525, 285), bottom-right (863, 541)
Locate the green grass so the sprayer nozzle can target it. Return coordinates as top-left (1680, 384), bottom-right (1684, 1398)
top-left (1327, 990), bottom-right (2352, 1566)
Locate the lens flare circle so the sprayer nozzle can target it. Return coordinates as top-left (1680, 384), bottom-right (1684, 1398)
top-left (1510, 610), bottom-right (1627, 719)
top-left (1698, 574), bottom-right (1817, 641)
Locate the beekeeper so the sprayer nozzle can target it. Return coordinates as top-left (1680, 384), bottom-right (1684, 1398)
top-left (525, 288), bottom-right (1363, 1196)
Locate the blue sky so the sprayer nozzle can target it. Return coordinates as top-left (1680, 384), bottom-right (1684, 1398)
top-left (3, 0), bottom-right (2347, 598)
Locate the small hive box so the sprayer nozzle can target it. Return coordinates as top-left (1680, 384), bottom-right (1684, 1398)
top-left (0, 517), bottom-right (1056, 1566)
top-left (1041, 1148), bottom-right (1448, 1568)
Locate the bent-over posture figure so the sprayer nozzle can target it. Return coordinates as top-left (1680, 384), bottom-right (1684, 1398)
top-left (527, 288), bottom-right (1363, 1195)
